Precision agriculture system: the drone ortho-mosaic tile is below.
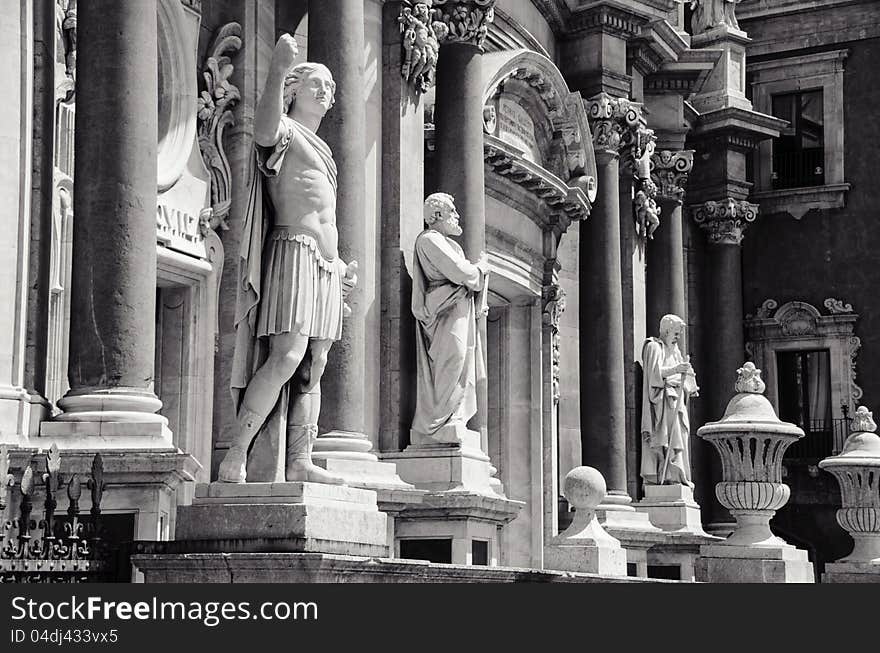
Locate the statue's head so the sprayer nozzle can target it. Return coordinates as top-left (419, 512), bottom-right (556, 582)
top-left (424, 192), bottom-right (462, 237)
top-left (659, 314), bottom-right (686, 346)
top-left (283, 62), bottom-right (336, 117)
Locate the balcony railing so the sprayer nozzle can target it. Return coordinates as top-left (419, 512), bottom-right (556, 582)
top-left (772, 148), bottom-right (825, 190)
top-left (784, 418), bottom-right (850, 460)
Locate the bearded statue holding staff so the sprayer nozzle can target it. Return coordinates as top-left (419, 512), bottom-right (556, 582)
top-left (218, 34), bottom-right (357, 484)
top-left (411, 193), bottom-right (490, 443)
top-left (640, 314), bottom-right (699, 487)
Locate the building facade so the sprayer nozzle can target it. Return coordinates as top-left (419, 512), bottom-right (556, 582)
top-left (1, 0), bottom-right (878, 581)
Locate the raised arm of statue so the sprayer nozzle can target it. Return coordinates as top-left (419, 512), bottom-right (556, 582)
top-left (254, 34), bottom-right (299, 147)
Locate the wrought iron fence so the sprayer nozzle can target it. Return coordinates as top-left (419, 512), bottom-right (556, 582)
top-left (783, 418), bottom-right (850, 460)
top-left (0, 444), bottom-right (112, 583)
top-left (772, 148), bottom-right (824, 189)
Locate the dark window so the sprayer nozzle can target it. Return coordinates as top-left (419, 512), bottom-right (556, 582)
top-left (471, 540), bottom-right (488, 566)
top-left (771, 90), bottom-right (825, 189)
top-left (776, 349), bottom-right (834, 458)
top-left (399, 538), bottom-right (452, 564)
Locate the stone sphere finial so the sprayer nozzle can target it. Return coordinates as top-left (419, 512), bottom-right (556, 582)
top-left (562, 466), bottom-right (606, 512)
top-left (735, 362), bottom-right (766, 394)
top-left (852, 406), bottom-right (877, 433)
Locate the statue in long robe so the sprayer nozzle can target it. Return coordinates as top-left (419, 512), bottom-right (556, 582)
top-left (640, 314), bottom-right (699, 487)
top-left (411, 193), bottom-right (489, 443)
top-left (690, 0), bottom-right (742, 34)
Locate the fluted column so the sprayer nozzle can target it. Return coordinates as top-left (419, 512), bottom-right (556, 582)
top-left (582, 93), bottom-right (641, 511)
top-left (646, 150), bottom-right (693, 333)
top-left (308, 0), bottom-right (372, 460)
top-left (693, 198), bottom-right (759, 528)
top-left (55, 0), bottom-right (162, 427)
top-left (432, 0), bottom-right (496, 450)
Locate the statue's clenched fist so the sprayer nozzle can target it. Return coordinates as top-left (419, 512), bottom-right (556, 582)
top-left (271, 33), bottom-right (299, 72)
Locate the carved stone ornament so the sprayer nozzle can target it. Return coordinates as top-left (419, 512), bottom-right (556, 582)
top-left (692, 198), bottom-right (758, 245)
top-left (197, 22), bottom-right (242, 232)
top-left (55, 0), bottom-right (77, 103)
top-left (650, 150), bottom-right (693, 204)
top-left (851, 406), bottom-right (877, 433)
top-left (542, 284), bottom-right (566, 405)
top-left (734, 361), bottom-right (766, 394)
top-left (399, 1), bottom-right (446, 93)
top-left (483, 105), bottom-right (497, 134)
top-left (635, 189), bottom-right (660, 239)
top-left (585, 93), bottom-right (642, 156)
top-left (434, 0), bottom-right (496, 49)
top-left (690, 0), bottom-right (742, 35)
top-left (825, 298), bottom-right (854, 315)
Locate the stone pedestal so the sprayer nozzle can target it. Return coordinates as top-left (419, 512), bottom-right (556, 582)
top-left (176, 482), bottom-right (388, 557)
top-left (544, 467), bottom-right (627, 576)
top-left (387, 429), bottom-right (500, 496)
top-left (697, 542), bottom-right (814, 583)
top-left (690, 26), bottom-right (752, 113)
top-left (637, 484), bottom-right (708, 535)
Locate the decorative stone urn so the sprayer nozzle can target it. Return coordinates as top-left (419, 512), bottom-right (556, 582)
top-left (819, 406), bottom-right (880, 566)
top-left (698, 363), bottom-right (803, 546)
top-left (695, 363), bottom-right (814, 582)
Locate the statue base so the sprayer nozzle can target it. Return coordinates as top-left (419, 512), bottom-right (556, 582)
top-left (175, 482), bottom-right (388, 557)
top-left (822, 561), bottom-right (880, 583)
top-left (388, 427), bottom-right (502, 496)
top-left (696, 541), bottom-right (815, 583)
top-left (544, 508), bottom-right (627, 576)
top-left (636, 484), bottom-right (709, 535)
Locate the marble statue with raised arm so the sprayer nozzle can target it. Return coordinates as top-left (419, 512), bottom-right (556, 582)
top-left (218, 34), bottom-right (357, 484)
top-left (411, 193), bottom-right (489, 443)
top-left (640, 314), bottom-right (699, 487)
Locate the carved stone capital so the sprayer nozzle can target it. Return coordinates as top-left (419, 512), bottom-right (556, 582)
top-left (650, 150), bottom-right (693, 204)
top-left (399, 1), bottom-right (444, 93)
top-left (434, 0), bottom-right (496, 49)
top-left (585, 93), bottom-right (643, 158)
top-left (692, 198), bottom-right (758, 245)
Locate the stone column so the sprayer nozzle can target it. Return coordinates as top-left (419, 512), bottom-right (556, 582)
top-left (692, 198), bottom-right (758, 529)
top-left (432, 0), bottom-right (495, 450)
top-left (646, 150), bottom-right (693, 334)
top-left (50, 0), bottom-right (165, 435)
top-left (581, 93), bottom-right (638, 514)
top-left (308, 0), bottom-right (372, 459)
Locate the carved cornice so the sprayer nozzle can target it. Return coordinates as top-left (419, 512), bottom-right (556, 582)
top-left (196, 22), bottom-right (242, 232)
top-left (566, 4), bottom-right (649, 39)
top-left (585, 92), bottom-right (644, 157)
top-left (434, 0), bottom-right (496, 49)
top-left (650, 149), bottom-right (693, 204)
top-left (644, 73), bottom-right (698, 95)
top-left (484, 136), bottom-right (591, 231)
top-left (691, 198), bottom-right (758, 245)
top-left (399, 1), bottom-right (444, 93)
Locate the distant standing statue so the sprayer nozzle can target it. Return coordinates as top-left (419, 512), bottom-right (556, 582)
top-left (219, 34), bottom-right (357, 484)
top-left (411, 193), bottom-right (490, 442)
top-left (690, 0), bottom-right (742, 34)
top-left (640, 314), bottom-right (699, 487)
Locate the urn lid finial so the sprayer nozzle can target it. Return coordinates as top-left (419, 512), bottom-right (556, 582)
top-left (735, 362), bottom-right (766, 394)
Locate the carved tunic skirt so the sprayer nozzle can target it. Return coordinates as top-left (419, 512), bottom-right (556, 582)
top-left (255, 228), bottom-right (343, 342)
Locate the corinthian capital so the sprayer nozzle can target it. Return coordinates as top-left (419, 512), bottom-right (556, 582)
top-left (651, 150), bottom-right (694, 204)
top-left (692, 198), bottom-right (759, 245)
top-left (434, 0), bottom-right (496, 49)
top-left (585, 92), bottom-right (643, 157)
